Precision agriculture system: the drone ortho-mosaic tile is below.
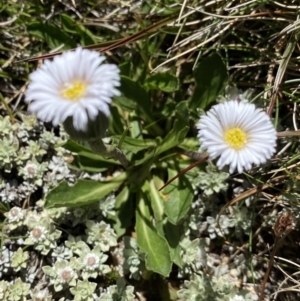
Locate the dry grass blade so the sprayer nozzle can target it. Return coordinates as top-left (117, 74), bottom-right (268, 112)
top-left (159, 155), bottom-right (208, 191)
top-left (267, 35), bottom-right (297, 115)
top-left (217, 175), bottom-right (288, 229)
top-left (21, 14), bottom-right (177, 62)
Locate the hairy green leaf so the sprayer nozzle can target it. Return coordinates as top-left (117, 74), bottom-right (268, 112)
top-left (27, 22), bottom-right (76, 49)
top-left (162, 168), bottom-right (193, 224)
top-left (63, 140), bottom-right (121, 172)
top-left (144, 73), bottom-right (179, 92)
top-left (155, 119), bottom-right (189, 155)
top-left (144, 178), bottom-right (164, 222)
top-left (45, 173), bottom-right (126, 209)
top-left (164, 222), bottom-right (183, 267)
top-left (115, 76), bottom-right (151, 111)
top-left (111, 136), bottom-right (156, 154)
top-left (136, 191), bottom-right (172, 276)
top-left (110, 186), bottom-right (133, 237)
top-left (60, 14), bottom-right (95, 45)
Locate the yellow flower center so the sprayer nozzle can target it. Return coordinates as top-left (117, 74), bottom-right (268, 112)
top-left (61, 81), bottom-right (87, 101)
top-left (224, 127), bottom-right (247, 149)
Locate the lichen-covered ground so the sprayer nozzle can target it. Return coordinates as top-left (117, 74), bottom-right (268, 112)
top-left (1, 1), bottom-right (300, 300)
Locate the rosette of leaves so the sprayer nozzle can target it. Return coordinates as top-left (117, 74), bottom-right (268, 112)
top-left (98, 278), bottom-right (136, 301)
top-left (73, 242), bottom-right (111, 279)
top-left (24, 218), bottom-right (62, 255)
top-left (7, 278), bottom-right (30, 301)
top-left (43, 53), bottom-right (228, 279)
top-left (179, 238), bottom-right (209, 277)
top-left (42, 258), bottom-right (78, 292)
top-left (0, 133), bottom-right (20, 172)
top-left (0, 280), bottom-right (9, 301)
top-left (231, 206), bottom-right (253, 237)
top-left (85, 220), bottom-right (118, 252)
top-left (11, 248), bottom-right (29, 272)
top-left (191, 166), bottom-right (228, 195)
top-left (70, 280), bottom-right (97, 301)
top-left (4, 207), bottom-right (25, 231)
top-left (122, 236), bottom-right (146, 280)
top-left (177, 273), bottom-right (216, 301)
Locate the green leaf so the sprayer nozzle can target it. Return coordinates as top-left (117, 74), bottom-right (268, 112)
top-left (164, 222), bottom-right (183, 267)
top-left (115, 76), bottom-right (163, 136)
top-left (144, 73), bottom-right (179, 92)
top-left (155, 119), bottom-right (189, 156)
top-left (143, 178), bottom-right (164, 222)
top-left (110, 187), bottom-right (133, 237)
top-left (162, 167), bottom-right (193, 225)
top-left (60, 14), bottom-right (95, 45)
top-left (60, 14), bottom-right (78, 33)
top-left (70, 152), bottom-right (117, 172)
top-left (111, 136), bottom-right (156, 154)
top-left (131, 147), bottom-right (157, 167)
top-left (180, 137), bottom-right (200, 152)
top-left (63, 140), bottom-right (121, 172)
top-left (63, 140), bottom-right (91, 154)
top-left (128, 155), bottom-right (156, 189)
top-left (27, 22), bottom-right (76, 49)
top-left (136, 190), bottom-right (172, 277)
top-left (45, 173), bottom-right (126, 209)
top-left (115, 76), bottom-right (151, 112)
top-left (175, 101), bottom-right (190, 122)
top-left (189, 53), bottom-right (228, 110)
top-left (109, 105), bottom-right (125, 135)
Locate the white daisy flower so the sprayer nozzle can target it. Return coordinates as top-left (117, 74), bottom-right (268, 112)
top-left (197, 100), bottom-right (277, 174)
top-left (25, 47), bottom-right (120, 131)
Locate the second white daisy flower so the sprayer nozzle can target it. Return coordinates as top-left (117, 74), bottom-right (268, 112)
top-left (25, 47), bottom-right (120, 132)
top-left (197, 100), bottom-right (277, 174)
